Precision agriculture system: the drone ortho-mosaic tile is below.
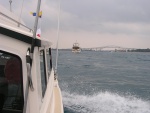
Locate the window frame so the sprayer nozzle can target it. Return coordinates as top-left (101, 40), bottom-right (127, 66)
top-left (39, 49), bottom-right (47, 97)
top-left (0, 50), bottom-right (24, 112)
top-left (46, 48), bottom-right (53, 78)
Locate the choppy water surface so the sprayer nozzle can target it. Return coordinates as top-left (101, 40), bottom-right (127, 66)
top-left (52, 50), bottom-right (150, 113)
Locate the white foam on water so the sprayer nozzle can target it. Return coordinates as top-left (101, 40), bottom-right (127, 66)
top-left (62, 91), bottom-right (150, 113)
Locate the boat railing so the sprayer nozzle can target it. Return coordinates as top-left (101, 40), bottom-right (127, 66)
top-left (0, 12), bottom-right (33, 32)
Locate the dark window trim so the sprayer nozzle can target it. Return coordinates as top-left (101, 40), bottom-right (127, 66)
top-left (43, 50), bottom-right (47, 85)
top-left (40, 50), bottom-right (47, 97)
top-left (49, 48), bottom-right (52, 70)
top-left (46, 48), bottom-right (52, 78)
top-left (0, 50), bottom-right (24, 111)
top-left (0, 26), bottom-right (41, 47)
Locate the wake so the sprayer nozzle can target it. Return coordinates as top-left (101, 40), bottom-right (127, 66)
top-left (62, 91), bottom-right (150, 113)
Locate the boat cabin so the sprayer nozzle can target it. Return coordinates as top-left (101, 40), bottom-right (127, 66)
top-left (0, 5), bottom-right (63, 113)
top-left (72, 42), bottom-right (81, 53)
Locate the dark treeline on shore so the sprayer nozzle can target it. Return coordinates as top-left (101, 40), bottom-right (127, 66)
top-left (128, 48), bottom-right (150, 52)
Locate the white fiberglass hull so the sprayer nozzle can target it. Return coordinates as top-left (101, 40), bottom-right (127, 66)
top-left (72, 49), bottom-right (81, 53)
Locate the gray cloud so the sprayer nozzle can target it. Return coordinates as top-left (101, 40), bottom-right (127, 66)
top-left (1, 0), bottom-right (150, 48)
top-left (4, 0), bottom-right (149, 33)
top-left (61, 0), bottom-right (150, 23)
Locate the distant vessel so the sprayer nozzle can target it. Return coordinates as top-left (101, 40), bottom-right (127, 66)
top-left (72, 41), bottom-right (81, 53)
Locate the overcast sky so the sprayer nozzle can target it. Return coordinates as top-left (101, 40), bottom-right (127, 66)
top-left (1, 0), bottom-right (150, 49)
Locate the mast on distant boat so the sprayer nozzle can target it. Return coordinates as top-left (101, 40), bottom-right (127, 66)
top-left (9, 0), bottom-right (12, 12)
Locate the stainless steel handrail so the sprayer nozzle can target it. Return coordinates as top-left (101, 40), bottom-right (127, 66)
top-left (0, 12), bottom-right (33, 32)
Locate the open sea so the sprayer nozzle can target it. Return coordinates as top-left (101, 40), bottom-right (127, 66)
top-left (52, 50), bottom-right (150, 113)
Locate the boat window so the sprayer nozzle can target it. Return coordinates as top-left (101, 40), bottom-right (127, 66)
top-left (46, 48), bottom-right (52, 78)
top-left (0, 50), bottom-right (23, 113)
top-left (40, 50), bottom-right (47, 97)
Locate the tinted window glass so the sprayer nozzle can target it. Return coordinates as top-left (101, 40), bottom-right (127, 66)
top-left (0, 50), bottom-right (23, 113)
top-left (46, 48), bottom-right (52, 78)
top-left (40, 50), bottom-right (47, 97)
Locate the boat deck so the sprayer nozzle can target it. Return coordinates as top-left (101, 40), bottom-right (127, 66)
top-left (53, 80), bottom-right (63, 113)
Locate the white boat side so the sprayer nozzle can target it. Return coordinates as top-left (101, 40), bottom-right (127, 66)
top-left (0, 4), bottom-right (63, 113)
top-left (72, 49), bottom-right (81, 53)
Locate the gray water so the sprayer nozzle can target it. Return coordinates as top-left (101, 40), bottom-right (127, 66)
top-left (52, 50), bottom-right (150, 113)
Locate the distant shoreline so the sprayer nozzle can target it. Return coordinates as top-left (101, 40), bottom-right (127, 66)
top-left (52, 48), bottom-right (150, 52)
top-left (127, 49), bottom-right (150, 52)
